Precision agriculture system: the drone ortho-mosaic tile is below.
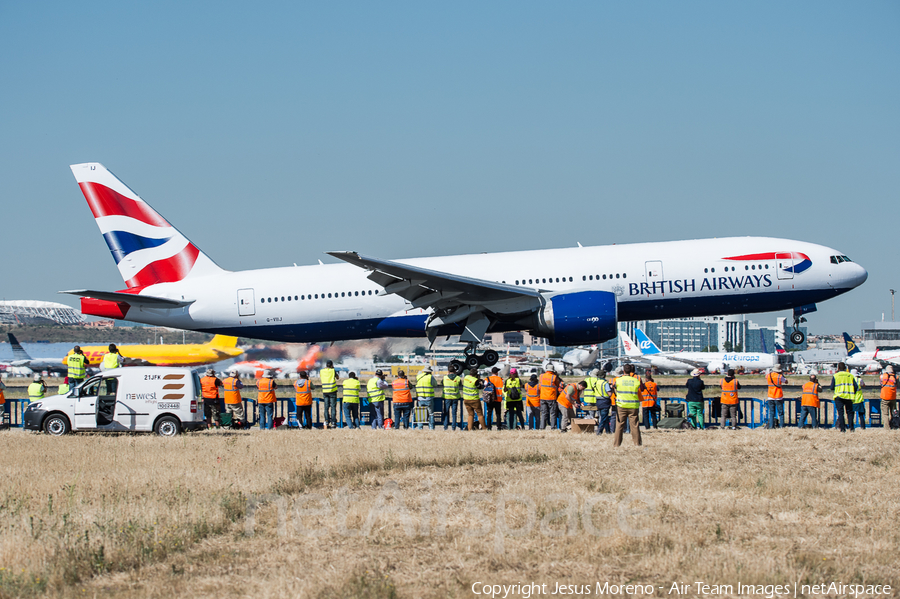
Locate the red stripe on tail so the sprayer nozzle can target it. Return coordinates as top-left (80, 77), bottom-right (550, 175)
top-left (125, 244), bottom-right (201, 288)
top-left (79, 182), bottom-right (170, 228)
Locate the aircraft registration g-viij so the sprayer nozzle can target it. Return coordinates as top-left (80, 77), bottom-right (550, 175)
top-left (63, 163), bottom-right (868, 372)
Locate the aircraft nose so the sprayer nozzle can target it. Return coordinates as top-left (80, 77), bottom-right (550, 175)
top-left (847, 262), bottom-right (868, 288)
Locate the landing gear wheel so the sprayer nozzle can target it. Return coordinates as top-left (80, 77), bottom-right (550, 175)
top-left (482, 350), bottom-right (499, 367)
top-left (449, 359), bottom-right (465, 374)
top-left (790, 330), bottom-right (805, 345)
top-left (465, 354), bottom-right (481, 370)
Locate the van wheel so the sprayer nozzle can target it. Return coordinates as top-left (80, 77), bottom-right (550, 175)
top-left (44, 414), bottom-right (70, 436)
top-left (155, 416), bottom-right (181, 437)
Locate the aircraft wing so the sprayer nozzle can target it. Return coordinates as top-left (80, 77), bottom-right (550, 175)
top-left (327, 251), bottom-right (542, 343)
top-left (60, 290), bottom-right (194, 308)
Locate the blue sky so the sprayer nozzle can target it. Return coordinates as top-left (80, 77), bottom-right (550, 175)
top-left (1, 2), bottom-right (897, 334)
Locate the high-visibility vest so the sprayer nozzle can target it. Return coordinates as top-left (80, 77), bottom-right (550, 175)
top-left (101, 352), bottom-right (120, 370)
top-left (880, 373), bottom-right (896, 400)
top-left (200, 376), bottom-right (220, 399)
top-left (642, 380), bottom-right (659, 408)
top-left (442, 375), bottom-right (461, 400)
top-left (853, 376), bottom-right (864, 404)
top-left (367, 378), bottom-right (385, 402)
top-left (257, 378), bottom-right (276, 404)
top-left (582, 376), bottom-right (598, 404)
top-left (766, 372), bottom-right (784, 399)
top-left (539, 372), bottom-right (559, 400)
top-left (719, 378), bottom-right (738, 405)
top-left (67, 353), bottom-right (86, 379)
top-left (294, 379), bottom-right (313, 406)
top-left (504, 377), bottom-right (522, 402)
top-left (342, 378), bottom-right (361, 403)
top-left (320, 368), bottom-right (337, 393)
top-left (558, 384), bottom-right (578, 409)
top-left (392, 378), bottom-right (412, 403)
top-left (462, 375), bottom-right (480, 401)
top-left (801, 382), bottom-right (820, 408)
top-left (28, 382), bottom-right (45, 402)
top-left (488, 375), bottom-right (504, 400)
top-left (0, 387), bottom-right (5, 405)
top-left (223, 377), bottom-right (242, 404)
top-left (58, 384), bottom-right (70, 396)
top-left (524, 382), bottom-right (540, 407)
top-left (416, 372), bottom-right (435, 399)
top-left (615, 375), bottom-right (641, 409)
top-left (595, 379), bottom-right (611, 402)
top-left (833, 371), bottom-right (856, 400)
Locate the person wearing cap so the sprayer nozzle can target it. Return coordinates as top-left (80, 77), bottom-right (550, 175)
top-left (641, 369), bottom-right (660, 430)
top-left (256, 370), bottom-right (278, 430)
top-left (320, 360), bottom-right (340, 429)
top-left (850, 369), bottom-right (866, 429)
top-left (503, 368), bottom-right (525, 430)
top-left (462, 368), bottom-right (486, 430)
top-left (719, 369), bottom-right (741, 430)
top-left (612, 364), bottom-right (644, 446)
top-left (66, 346), bottom-right (91, 390)
top-left (765, 365), bottom-right (787, 429)
top-left (524, 373), bottom-right (541, 429)
top-left (200, 368), bottom-right (223, 428)
top-left (294, 370), bottom-right (314, 429)
top-left (880, 365), bottom-right (897, 425)
top-left (830, 363), bottom-right (858, 432)
top-left (484, 367), bottom-right (505, 430)
top-left (610, 366), bottom-right (625, 431)
top-left (798, 375), bottom-right (822, 429)
top-left (342, 372), bottom-right (362, 429)
top-left (27, 374), bottom-right (47, 405)
top-left (441, 365), bottom-right (462, 431)
top-left (223, 370), bottom-right (245, 427)
top-left (367, 369), bottom-right (390, 430)
top-left (539, 365), bottom-right (561, 430)
top-left (391, 370), bottom-right (414, 429)
top-left (685, 369), bottom-right (706, 429)
top-left (415, 367), bottom-right (438, 430)
top-left (594, 370), bottom-right (614, 435)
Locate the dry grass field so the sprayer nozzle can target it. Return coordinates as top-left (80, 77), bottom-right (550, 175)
top-left (1, 424), bottom-right (898, 599)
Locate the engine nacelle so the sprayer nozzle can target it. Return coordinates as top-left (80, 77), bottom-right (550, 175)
top-left (531, 291), bottom-right (618, 346)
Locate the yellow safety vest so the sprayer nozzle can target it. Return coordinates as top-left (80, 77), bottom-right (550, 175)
top-left (58, 384), bottom-right (70, 395)
top-left (504, 377), bottom-right (522, 402)
top-left (416, 372), bottom-right (435, 399)
top-left (833, 371), bottom-right (856, 400)
top-left (367, 377), bottom-right (385, 402)
top-left (615, 375), bottom-right (641, 409)
top-left (582, 376), bottom-right (598, 404)
top-left (67, 354), bottom-right (86, 379)
top-left (101, 353), bottom-right (120, 369)
top-left (852, 376), bottom-right (865, 404)
top-left (320, 368), bottom-right (337, 393)
top-left (28, 382), bottom-right (45, 402)
top-left (342, 378), bottom-right (361, 403)
top-left (442, 375), bottom-right (461, 399)
top-left (462, 375), bottom-right (480, 400)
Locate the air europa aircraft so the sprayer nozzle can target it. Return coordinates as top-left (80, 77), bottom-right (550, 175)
top-left (62, 163), bottom-right (867, 371)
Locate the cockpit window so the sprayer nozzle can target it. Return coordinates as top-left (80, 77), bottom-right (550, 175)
top-left (831, 256), bottom-right (838, 264)
top-left (841, 255), bottom-right (852, 262)
top-left (831, 255), bottom-right (853, 264)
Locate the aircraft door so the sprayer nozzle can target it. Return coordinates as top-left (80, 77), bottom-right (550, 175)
top-left (238, 288), bottom-right (256, 316)
top-left (645, 261), bottom-right (664, 291)
top-left (775, 253), bottom-right (794, 280)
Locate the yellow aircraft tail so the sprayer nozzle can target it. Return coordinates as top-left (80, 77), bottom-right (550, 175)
top-left (207, 335), bottom-right (239, 347)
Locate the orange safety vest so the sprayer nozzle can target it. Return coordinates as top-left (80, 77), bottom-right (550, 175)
top-left (524, 382), bottom-right (540, 407)
top-left (392, 378), bottom-right (412, 403)
top-left (801, 382), bottom-right (820, 408)
top-left (0, 387), bottom-right (5, 405)
top-left (558, 383), bottom-right (578, 409)
top-left (720, 378), bottom-right (739, 405)
top-left (488, 375), bottom-right (505, 400)
top-left (880, 373), bottom-right (897, 401)
top-left (641, 380), bottom-right (658, 408)
top-left (294, 379), bottom-right (313, 406)
top-left (200, 376), bottom-right (220, 399)
top-left (257, 378), bottom-right (276, 404)
top-left (766, 372), bottom-right (784, 399)
top-left (539, 372), bottom-right (559, 401)
top-left (223, 377), bottom-right (242, 404)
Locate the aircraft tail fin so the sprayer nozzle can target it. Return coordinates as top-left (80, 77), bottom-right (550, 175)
top-left (7, 333), bottom-right (32, 361)
top-left (207, 335), bottom-right (239, 348)
top-left (618, 330), bottom-right (643, 357)
top-left (633, 329), bottom-right (662, 355)
top-left (774, 342), bottom-right (786, 354)
top-left (843, 333), bottom-right (860, 356)
top-left (70, 163), bottom-right (226, 290)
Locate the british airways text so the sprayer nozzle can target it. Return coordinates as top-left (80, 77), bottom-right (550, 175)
top-left (629, 275), bottom-right (772, 297)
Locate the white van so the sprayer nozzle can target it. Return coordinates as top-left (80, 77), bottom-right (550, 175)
top-left (23, 367), bottom-right (205, 436)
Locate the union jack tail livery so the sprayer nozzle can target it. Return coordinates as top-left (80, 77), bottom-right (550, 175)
top-left (70, 163), bottom-right (224, 290)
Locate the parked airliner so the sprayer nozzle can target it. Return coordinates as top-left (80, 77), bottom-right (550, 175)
top-left (62, 163), bottom-right (867, 370)
top-left (842, 333), bottom-right (897, 372)
top-left (620, 329), bottom-right (778, 374)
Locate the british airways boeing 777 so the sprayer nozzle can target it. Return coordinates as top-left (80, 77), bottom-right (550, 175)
top-left (62, 163), bottom-right (867, 370)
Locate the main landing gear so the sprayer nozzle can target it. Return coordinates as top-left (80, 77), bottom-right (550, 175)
top-left (791, 315), bottom-right (807, 345)
top-left (449, 343), bottom-right (499, 374)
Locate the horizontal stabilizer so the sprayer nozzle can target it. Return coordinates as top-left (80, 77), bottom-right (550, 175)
top-left (60, 289), bottom-right (194, 308)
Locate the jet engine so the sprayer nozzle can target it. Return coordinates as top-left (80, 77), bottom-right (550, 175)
top-left (525, 291), bottom-right (618, 346)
